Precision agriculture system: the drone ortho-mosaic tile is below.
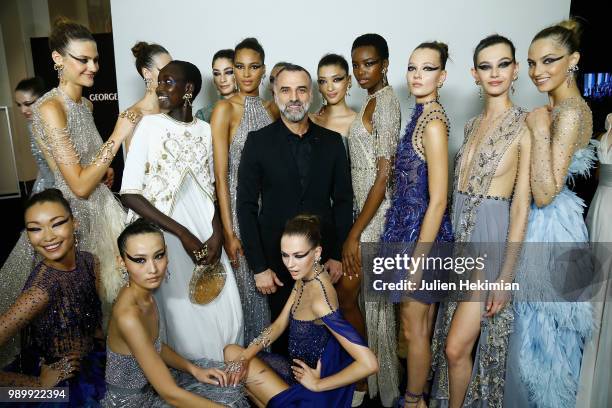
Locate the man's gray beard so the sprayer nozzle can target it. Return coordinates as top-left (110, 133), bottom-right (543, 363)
top-left (277, 100), bottom-right (311, 122)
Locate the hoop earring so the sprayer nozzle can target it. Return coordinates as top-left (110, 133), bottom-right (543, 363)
top-left (183, 93), bottom-right (193, 107)
top-left (566, 65), bottom-right (579, 87)
top-left (54, 63), bottom-right (65, 85)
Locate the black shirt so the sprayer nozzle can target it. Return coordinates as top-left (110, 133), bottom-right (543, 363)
top-left (283, 120), bottom-right (314, 190)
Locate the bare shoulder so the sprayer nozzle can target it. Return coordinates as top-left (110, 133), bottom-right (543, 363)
top-left (115, 305), bottom-right (143, 334)
top-left (112, 291), bottom-right (141, 329)
top-left (311, 273), bottom-right (339, 317)
top-left (212, 98), bottom-right (234, 117)
top-left (423, 118), bottom-right (449, 137)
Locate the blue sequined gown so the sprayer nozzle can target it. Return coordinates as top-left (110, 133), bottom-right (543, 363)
top-left (260, 289), bottom-right (367, 408)
top-left (382, 102), bottom-right (453, 303)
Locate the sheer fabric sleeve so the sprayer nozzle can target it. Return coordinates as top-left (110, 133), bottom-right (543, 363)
top-left (373, 90), bottom-right (401, 160)
top-left (0, 288), bottom-right (49, 386)
top-left (37, 121), bottom-right (80, 165)
top-left (531, 104), bottom-right (585, 201)
top-left (120, 117), bottom-right (151, 195)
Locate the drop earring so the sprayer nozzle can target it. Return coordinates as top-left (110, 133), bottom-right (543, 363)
top-left (382, 68), bottom-right (389, 87)
top-left (183, 93), bottom-right (193, 107)
top-left (119, 265), bottom-right (129, 287)
top-left (512, 76), bottom-right (517, 95)
top-left (54, 63), bottom-right (65, 85)
top-left (313, 256), bottom-right (323, 274)
top-left (476, 80), bottom-right (483, 100)
top-left (566, 65), bottom-right (579, 87)
top-left (144, 77), bottom-right (154, 92)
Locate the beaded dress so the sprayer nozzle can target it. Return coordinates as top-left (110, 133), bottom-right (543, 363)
top-left (1, 251), bottom-right (106, 406)
top-left (430, 106), bottom-right (528, 408)
top-left (227, 96), bottom-right (273, 346)
top-left (102, 299), bottom-right (248, 407)
top-left (121, 113), bottom-right (243, 361)
top-left (347, 85), bottom-right (400, 406)
top-left (381, 101), bottom-right (453, 304)
top-left (260, 278), bottom-right (368, 407)
top-left (0, 87), bottom-right (126, 365)
top-left (503, 97), bottom-right (594, 408)
top-left (27, 121), bottom-right (54, 194)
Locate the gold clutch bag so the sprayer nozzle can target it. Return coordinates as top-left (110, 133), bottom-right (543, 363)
top-left (188, 261), bottom-right (226, 305)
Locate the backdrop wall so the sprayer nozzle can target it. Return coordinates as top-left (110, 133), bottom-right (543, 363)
top-left (110, 0), bottom-right (570, 153)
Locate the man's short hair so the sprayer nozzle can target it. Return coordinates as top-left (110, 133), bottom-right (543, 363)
top-left (274, 63), bottom-right (312, 83)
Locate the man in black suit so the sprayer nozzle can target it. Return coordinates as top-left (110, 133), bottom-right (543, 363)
top-left (237, 64), bottom-right (353, 350)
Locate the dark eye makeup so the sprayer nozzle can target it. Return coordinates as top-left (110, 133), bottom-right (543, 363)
top-left (68, 53), bottom-right (99, 65)
top-left (52, 218), bottom-right (69, 228)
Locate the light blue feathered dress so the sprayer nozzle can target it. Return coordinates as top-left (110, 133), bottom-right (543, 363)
top-left (504, 97), bottom-right (595, 408)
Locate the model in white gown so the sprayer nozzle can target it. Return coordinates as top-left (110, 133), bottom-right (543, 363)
top-left (121, 113), bottom-right (243, 361)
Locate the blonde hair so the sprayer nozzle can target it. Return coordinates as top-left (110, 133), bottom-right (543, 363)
top-left (532, 18), bottom-right (583, 53)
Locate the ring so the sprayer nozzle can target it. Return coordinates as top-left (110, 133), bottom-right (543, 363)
top-left (226, 359), bottom-right (244, 374)
top-left (119, 110), bottom-right (139, 124)
top-left (193, 245), bottom-right (208, 263)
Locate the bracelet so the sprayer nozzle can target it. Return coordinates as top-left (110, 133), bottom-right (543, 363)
top-left (93, 139), bottom-right (116, 166)
top-left (248, 326), bottom-right (272, 348)
top-left (119, 110), bottom-right (139, 124)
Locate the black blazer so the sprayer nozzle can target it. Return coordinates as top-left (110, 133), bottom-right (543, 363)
top-left (237, 119), bottom-right (353, 277)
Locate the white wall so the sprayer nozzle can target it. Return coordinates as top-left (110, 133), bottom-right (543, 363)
top-left (110, 0), bottom-right (570, 152)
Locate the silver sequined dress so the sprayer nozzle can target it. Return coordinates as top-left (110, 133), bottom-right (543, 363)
top-left (0, 87), bottom-right (125, 366)
top-left (347, 85), bottom-right (400, 407)
top-left (27, 121), bottom-right (54, 194)
top-left (228, 96), bottom-right (272, 346)
top-left (102, 299), bottom-right (248, 407)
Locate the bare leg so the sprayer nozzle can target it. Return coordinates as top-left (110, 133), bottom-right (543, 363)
top-left (445, 302), bottom-right (482, 408)
top-left (223, 344), bottom-right (289, 406)
top-left (335, 273), bottom-right (368, 392)
top-left (336, 273), bottom-right (366, 338)
top-left (402, 300), bottom-right (433, 407)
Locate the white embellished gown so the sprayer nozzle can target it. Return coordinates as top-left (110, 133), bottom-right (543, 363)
top-left (121, 113), bottom-right (243, 361)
